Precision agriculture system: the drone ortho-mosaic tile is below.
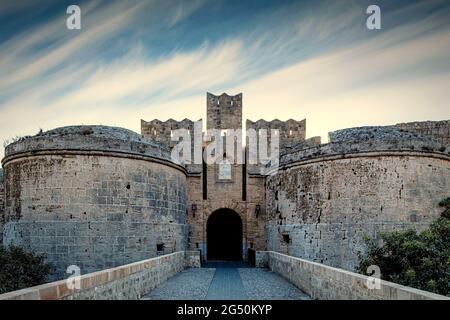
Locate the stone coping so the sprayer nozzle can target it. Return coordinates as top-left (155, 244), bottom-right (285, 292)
top-left (1, 149), bottom-right (187, 175)
top-left (278, 124), bottom-right (450, 168)
top-left (328, 125), bottom-right (424, 143)
top-left (267, 150), bottom-right (450, 175)
top-left (3, 125), bottom-right (172, 162)
top-left (0, 251), bottom-right (186, 300)
top-left (260, 251), bottom-right (449, 300)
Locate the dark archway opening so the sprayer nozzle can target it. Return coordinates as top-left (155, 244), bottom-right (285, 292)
top-left (207, 209), bottom-right (243, 261)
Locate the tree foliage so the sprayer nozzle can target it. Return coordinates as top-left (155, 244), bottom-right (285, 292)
top-left (0, 246), bottom-right (52, 294)
top-left (358, 198), bottom-right (450, 296)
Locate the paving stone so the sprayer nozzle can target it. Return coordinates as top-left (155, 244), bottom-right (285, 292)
top-left (142, 263), bottom-right (311, 300)
top-left (238, 268), bottom-right (310, 300)
top-left (142, 268), bottom-right (215, 300)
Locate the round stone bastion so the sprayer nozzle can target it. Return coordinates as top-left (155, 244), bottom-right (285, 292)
top-left (266, 126), bottom-right (450, 271)
top-left (1, 125), bottom-right (188, 280)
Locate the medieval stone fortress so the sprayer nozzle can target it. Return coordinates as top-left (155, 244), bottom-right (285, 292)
top-left (0, 92), bottom-right (449, 300)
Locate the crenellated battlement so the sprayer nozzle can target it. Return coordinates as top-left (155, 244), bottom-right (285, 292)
top-left (1, 91), bottom-right (449, 287)
top-left (141, 118), bottom-right (201, 150)
top-left (394, 120), bottom-right (450, 145)
top-left (246, 118), bottom-right (308, 149)
top-left (207, 92), bottom-right (242, 130)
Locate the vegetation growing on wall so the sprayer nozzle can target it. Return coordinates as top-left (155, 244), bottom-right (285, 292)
top-left (0, 246), bottom-right (51, 294)
top-left (358, 198), bottom-right (450, 296)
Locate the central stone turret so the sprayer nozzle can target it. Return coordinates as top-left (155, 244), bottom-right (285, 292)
top-left (206, 92), bottom-right (242, 130)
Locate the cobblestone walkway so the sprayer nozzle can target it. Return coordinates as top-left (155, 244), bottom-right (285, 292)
top-left (142, 262), bottom-right (310, 300)
top-left (142, 268), bottom-right (215, 300)
top-left (239, 268), bottom-right (310, 300)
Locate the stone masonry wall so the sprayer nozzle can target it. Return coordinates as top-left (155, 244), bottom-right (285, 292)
top-left (246, 176), bottom-right (266, 251)
top-left (186, 167), bottom-right (266, 260)
top-left (246, 119), bottom-right (311, 175)
top-left (184, 92), bottom-right (266, 261)
top-left (5, 125), bottom-right (170, 160)
top-left (281, 125), bottom-right (449, 167)
top-left (259, 251), bottom-right (448, 300)
top-left (207, 92), bottom-right (242, 130)
top-left (2, 154), bottom-right (188, 280)
top-left (0, 251), bottom-right (201, 300)
top-left (0, 168), bottom-right (4, 244)
top-left (246, 118), bottom-right (307, 149)
top-left (141, 118), bottom-right (197, 150)
top-left (266, 154), bottom-right (450, 271)
top-left (141, 118), bottom-right (202, 174)
top-left (395, 120), bottom-right (450, 145)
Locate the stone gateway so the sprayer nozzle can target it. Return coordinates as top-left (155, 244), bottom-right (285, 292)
top-left (0, 92), bottom-right (449, 280)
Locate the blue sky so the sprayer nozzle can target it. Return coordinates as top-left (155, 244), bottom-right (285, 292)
top-left (0, 0), bottom-right (449, 159)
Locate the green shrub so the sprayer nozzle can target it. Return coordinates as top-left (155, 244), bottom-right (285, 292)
top-left (439, 197), bottom-right (450, 219)
top-left (0, 246), bottom-right (52, 294)
top-left (357, 200), bottom-right (450, 296)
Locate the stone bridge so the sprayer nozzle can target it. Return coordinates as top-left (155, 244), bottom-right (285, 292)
top-left (142, 261), bottom-right (310, 300)
top-left (0, 251), bottom-right (447, 300)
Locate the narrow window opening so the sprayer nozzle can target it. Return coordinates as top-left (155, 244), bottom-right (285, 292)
top-left (282, 234), bottom-right (291, 244)
top-left (202, 147), bottom-right (207, 200)
top-left (242, 147), bottom-right (247, 201)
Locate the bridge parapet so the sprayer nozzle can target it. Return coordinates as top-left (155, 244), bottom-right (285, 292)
top-left (0, 251), bottom-right (200, 300)
top-left (257, 251), bottom-right (449, 300)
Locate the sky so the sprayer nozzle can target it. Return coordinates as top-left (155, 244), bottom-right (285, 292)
top-left (0, 0), bottom-right (449, 160)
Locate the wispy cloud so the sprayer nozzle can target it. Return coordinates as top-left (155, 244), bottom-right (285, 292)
top-left (0, 1), bottom-right (146, 93)
top-left (166, 0), bottom-right (206, 28)
top-left (0, 0), bottom-right (449, 159)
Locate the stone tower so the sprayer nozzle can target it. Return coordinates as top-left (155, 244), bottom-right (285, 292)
top-left (183, 92), bottom-right (266, 262)
top-left (1, 91), bottom-right (448, 279)
top-left (206, 92), bottom-right (242, 130)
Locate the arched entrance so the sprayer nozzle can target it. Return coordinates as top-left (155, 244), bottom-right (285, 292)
top-left (207, 209), bottom-right (243, 261)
